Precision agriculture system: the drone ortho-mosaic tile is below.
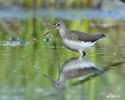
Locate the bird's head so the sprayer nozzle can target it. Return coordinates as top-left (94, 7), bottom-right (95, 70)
top-left (44, 20), bottom-right (65, 36)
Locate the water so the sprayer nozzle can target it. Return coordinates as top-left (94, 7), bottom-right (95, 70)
top-left (0, 8), bottom-right (125, 100)
top-left (1, 8), bottom-right (125, 20)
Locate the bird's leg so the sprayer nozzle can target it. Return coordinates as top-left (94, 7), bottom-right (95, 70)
top-left (79, 50), bottom-right (83, 57)
top-left (83, 51), bottom-right (87, 56)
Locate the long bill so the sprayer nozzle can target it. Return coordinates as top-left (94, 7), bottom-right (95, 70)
top-left (44, 27), bottom-right (55, 36)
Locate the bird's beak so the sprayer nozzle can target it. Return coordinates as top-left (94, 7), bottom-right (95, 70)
top-left (44, 26), bottom-right (56, 36)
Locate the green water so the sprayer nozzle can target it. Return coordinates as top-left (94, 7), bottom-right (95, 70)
top-left (0, 9), bottom-right (125, 100)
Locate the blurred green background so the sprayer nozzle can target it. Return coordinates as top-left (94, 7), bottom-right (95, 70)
top-left (0, 0), bottom-right (125, 9)
top-left (0, 0), bottom-right (125, 100)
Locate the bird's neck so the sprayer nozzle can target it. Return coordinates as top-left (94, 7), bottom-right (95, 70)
top-left (58, 28), bottom-right (67, 38)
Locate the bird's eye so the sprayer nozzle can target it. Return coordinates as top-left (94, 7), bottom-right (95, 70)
top-left (57, 24), bottom-right (60, 26)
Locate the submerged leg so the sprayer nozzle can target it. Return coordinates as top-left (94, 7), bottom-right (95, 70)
top-left (83, 51), bottom-right (87, 56)
top-left (79, 50), bottom-right (83, 56)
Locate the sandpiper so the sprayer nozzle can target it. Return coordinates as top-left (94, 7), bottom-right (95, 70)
top-left (44, 20), bottom-right (106, 56)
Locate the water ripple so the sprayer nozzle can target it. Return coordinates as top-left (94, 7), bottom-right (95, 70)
top-left (0, 41), bottom-right (29, 47)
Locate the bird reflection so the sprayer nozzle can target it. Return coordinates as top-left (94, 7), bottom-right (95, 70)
top-left (44, 56), bottom-right (104, 89)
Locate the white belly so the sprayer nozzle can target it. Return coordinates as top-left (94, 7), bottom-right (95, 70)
top-left (63, 39), bottom-right (95, 51)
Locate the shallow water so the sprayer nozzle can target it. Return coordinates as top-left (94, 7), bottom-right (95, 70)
top-left (0, 8), bottom-right (125, 100)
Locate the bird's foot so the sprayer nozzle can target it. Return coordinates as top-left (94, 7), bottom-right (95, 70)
top-left (79, 50), bottom-right (87, 57)
top-left (83, 51), bottom-right (87, 56)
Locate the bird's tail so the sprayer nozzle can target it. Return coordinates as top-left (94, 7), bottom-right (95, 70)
top-left (94, 34), bottom-right (106, 40)
top-left (100, 34), bottom-right (106, 38)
